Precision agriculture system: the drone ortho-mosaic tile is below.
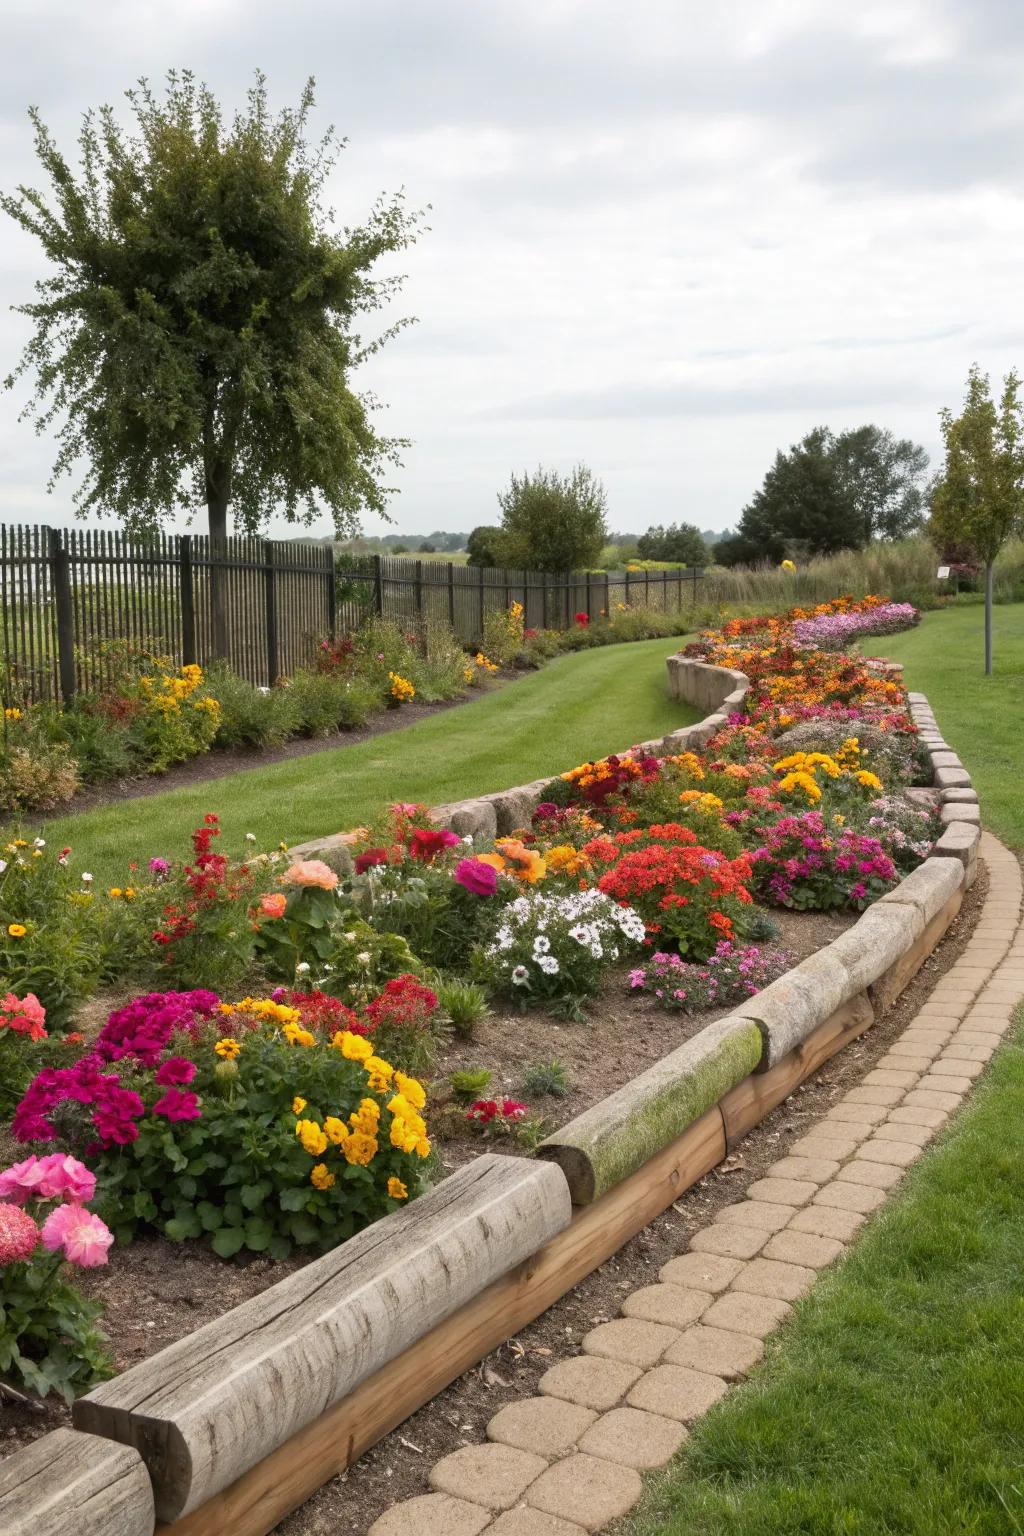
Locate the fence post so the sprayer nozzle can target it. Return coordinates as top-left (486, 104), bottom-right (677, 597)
top-left (415, 560), bottom-right (424, 625)
top-left (541, 572), bottom-right (548, 629)
top-left (692, 567), bottom-right (699, 604)
top-left (447, 561), bottom-right (455, 627)
top-left (477, 565), bottom-right (485, 640)
top-left (604, 570), bottom-right (610, 618)
top-left (372, 555), bottom-right (384, 616)
top-left (178, 536), bottom-right (197, 665)
top-left (263, 541), bottom-right (279, 685)
top-left (585, 570), bottom-right (592, 621)
top-left (625, 568), bottom-right (632, 608)
top-left (645, 568), bottom-right (650, 607)
top-left (326, 546), bottom-right (337, 639)
top-left (47, 527), bottom-right (76, 705)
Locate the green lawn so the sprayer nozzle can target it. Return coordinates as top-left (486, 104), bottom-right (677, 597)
top-left (880, 602), bottom-right (1024, 848)
top-left (40, 637), bottom-right (698, 884)
top-left (627, 1008), bottom-right (1024, 1536)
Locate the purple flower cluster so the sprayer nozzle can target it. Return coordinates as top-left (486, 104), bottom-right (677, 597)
top-left (13, 1051), bottom-right (203, 1149)
top-left (791, 603), bottom-right (919, 651)
top-left (96, 990), bottom-right (220, 1066)
top-left (628, 941), bottom-right (792, 1013)
top-left (752, 811), bottom-right (897, 910)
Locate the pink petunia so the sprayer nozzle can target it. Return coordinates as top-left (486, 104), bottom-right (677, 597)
top-left (154, 1056), bottom-right (197, 1087)
top-left (152, 1087), bottom-right (201, 1122)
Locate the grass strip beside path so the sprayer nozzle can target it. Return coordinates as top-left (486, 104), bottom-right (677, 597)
top-left (627, 1007), bottom-right (1024, 1536)
top-left (43, 637), bottom-right (698, 884)
top-left (880, 601), bottom-right (1024, 848)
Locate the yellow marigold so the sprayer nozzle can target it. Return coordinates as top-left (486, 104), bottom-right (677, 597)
top-left (387, 1177), bottom-right (409, 1200)
top-left (856, 770), bottom-right (883, 791)
top-left (292, 1096), bottom-right (307, 1115)
top-left (544, 844), bottom-right (590, 878)
top-left (310, 1163), bottom-right (335, 1191)
top-left (670, 751), bottom-right (705, 781)
top-left (214, 1037), bottom-right (242, 1059)
top-left (344, 1132), bottom-right (378, 1166)
top-left (108, 887), bottom-right (123, 899)
top-left (334, 1030), bottom-right (374, 1061)
top-left (324, 1116), bottom-right (349, 1145)
top-left (7, 923), bottom-right (27, 939)
top-left (282, 1022), bottom-right (316, 1048)
top-left (394, 1072), bottom-right (426, 1110)
top-left (364, 1055), bottom-right (394, 1084)
top-left (778, 771), bottom-right (822, 802)
top-left (295, 1119), bottom-right (328, 1156)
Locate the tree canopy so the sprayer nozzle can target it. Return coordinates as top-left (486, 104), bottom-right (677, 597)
top-left (1, 71), bottom-right (423, 540)
top-left (465, 525), bottom-right (509, 568)
top-left (719, 425), bottom-right (929, 567)
top-left (635, 522), bottom-right (710, 565)
top-left (930, 364), bottom-right (1024, 672)
top-left (496, 465), bottom-right (608, 572)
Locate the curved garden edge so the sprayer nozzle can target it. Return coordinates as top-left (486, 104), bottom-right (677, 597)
top-left (0, 657), bottom-right (992, 1536)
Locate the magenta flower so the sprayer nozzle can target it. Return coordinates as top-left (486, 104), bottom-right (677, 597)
top-left (454, 857), bottom-right (499, 896)
top-left (41, 1203), bottom-right (113, 1267)
top-left (154, 1056), bottom-right (197, 1087)
top-left (152, 1087), bottom-right (201, 1123)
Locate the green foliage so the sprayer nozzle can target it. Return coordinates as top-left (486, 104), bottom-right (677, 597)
top-left (466, 525), bottom-right (510, 568)
top-left (0, 840), bottom-right (104, 1029)
top-left (497, 465), bottom-right (609, 573)
top-left (434, 978), bottom-right (493, 1038)
top-left (449, 1067), bottom-right (493, 1099)
top-left (0, 1251), bottom-right (113, 1403)
top-left (728, 425), bottom-right (929, 565)
top-left (521, 1059), bottom-right (571, 1098)
top-left (932, 366), bottom-right (1024, 566)
top-left (636, 523), bottom-right (711, 565)
top-left (1, 71), bottom-right (423, 538)
top-left (208, 665), bottom-right (299, 749)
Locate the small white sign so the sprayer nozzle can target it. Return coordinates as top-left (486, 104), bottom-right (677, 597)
top-left (937, 566), bottom-right (950, 579)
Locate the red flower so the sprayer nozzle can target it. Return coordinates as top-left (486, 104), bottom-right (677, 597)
top-left (409, 827), bottom-right (461, 862)
top-left (355, 847), bottom-right (389, 875)
top-left (574, 612), bottom-right (590, 627)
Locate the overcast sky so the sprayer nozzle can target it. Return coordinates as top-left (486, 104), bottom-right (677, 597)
top-left (2, 0), bottom-right (1024, 539)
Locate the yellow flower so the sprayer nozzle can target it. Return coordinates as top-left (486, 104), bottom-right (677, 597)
top-left (4, 707), bottom-right (22, 720)
top-left (214, 1037), bottom-right (242, 1059)
top-left (324, 1116), bottom-right (349, 1145)
top-left (387, 1177), bottom-right (409, 1200)
top-left (333, 1030), bottom-right (373, 1061)
top-left (295, 1118), bottom-right (328, 1156)
top-left (343, 1132), bottom-right (378, 1166)
top-left (856, 770), bottom-right (883, 791)
top-left (310, 1163), bottom-right (335, 1191)
top-left (124, 887), bottom-right (136, 900)
top-left (7, 923), bottom-right (27, 938)
top-left (108, 887), bottom-right (123, 899)
top-left (282, 1022), bottom-right (316, 1048)
top-left (292, 1096), bottom-right (307, 1115)
top-left (394, 1072), bottom-right (426, 1110)
top-left (780, 559), bottom-right (796, 572)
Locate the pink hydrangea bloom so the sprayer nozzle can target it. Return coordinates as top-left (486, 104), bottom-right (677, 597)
top-left (0, 1202), bottom-right (39, 1262)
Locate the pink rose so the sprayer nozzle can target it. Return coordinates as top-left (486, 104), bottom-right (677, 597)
top-left (282, 860), bottom-right (339, 890)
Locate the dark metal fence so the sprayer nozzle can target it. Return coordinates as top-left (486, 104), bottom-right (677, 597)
top-left (336, 554), bottom-right (704, 647)
top-left (0, 525), bottom-right (335, 704)
top-left (0, 524), bottom-right (702, 706)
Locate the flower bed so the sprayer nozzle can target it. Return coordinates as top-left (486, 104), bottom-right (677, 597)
top-left (1, 592), bottom-right (945, 1427)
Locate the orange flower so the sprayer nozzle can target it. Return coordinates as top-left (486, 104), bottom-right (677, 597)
top-left (283, 859), bottom-right (338, 890)
top-left (260, 892), bottom-right (287, 919)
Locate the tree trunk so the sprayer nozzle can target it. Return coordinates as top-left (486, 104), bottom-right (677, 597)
top-left (205, 457), bottom-right (232, 663)
top-left (985, 560), bottom-right (993, 677)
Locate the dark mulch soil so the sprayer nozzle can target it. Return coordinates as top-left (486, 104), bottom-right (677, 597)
top-left (434, 906), bottom-right (856, 1171)
top-left (38, 675), bottom-right (518, 819)
top-left (0, 866), bottom-right (990, 1533)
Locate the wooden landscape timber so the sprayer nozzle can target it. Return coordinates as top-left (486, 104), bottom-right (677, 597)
top-left (1, 660), bottom-right (989, 1536)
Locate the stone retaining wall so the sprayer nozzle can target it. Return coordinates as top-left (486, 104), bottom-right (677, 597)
top-left (0, 658), bottom-right (984, 1536)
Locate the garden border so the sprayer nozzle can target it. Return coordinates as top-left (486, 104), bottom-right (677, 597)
top-left (0, 654), bottom-right (984, 1536)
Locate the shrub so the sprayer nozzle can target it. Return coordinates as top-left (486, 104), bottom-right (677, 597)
top-left (285, 669), bottom-right (353, 736)
top-left (482, 601), bottom-right (526, 666)
top-left (434, 978), bottom-right (492, 1038)
top-left (207, 664), bottom-right (298, 749)
top-left (53, 702), bottom-right (137, 783)
top-left (627, 941), bottom-right (792, 1012)
top-left (0, 837), bottom-right (103, 1029)
top-left (521, 1059), bottom-right (571, 1097)
top-left (0, 1153), bottom-right (114, 1401)
top-left (0, 722), bottom-right (79, 812)
top-left (478, 887), bottom-right (646, 1017)
top-left (13, 995), bottom-right (431, 1258)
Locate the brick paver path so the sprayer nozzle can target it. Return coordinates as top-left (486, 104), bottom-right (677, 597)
top-left (370, 836), bottom-right (1023, 1536)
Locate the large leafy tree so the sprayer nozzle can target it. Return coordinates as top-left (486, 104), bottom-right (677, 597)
top-left (635, 522), bottom-right (710, 565)
top-left (497, 465), bottom-right (608, 573)
top-left (931, 364), bottom-right (1024, 674)
top-left (724, 425), bottom-right (928, 566)
top-left (2, 72), bottom-right (423, 543)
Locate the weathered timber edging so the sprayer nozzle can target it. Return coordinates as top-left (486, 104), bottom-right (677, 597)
top-left (0, 655), bottom-right (986, 1536)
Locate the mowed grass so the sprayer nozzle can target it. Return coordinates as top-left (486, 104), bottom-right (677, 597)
top-left (41, 637), bottom-right (698, 884)
top-left (881, 601), bottom-right (1024, 848)
top-left (627, 1008), bottom-right (1024, 1536)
